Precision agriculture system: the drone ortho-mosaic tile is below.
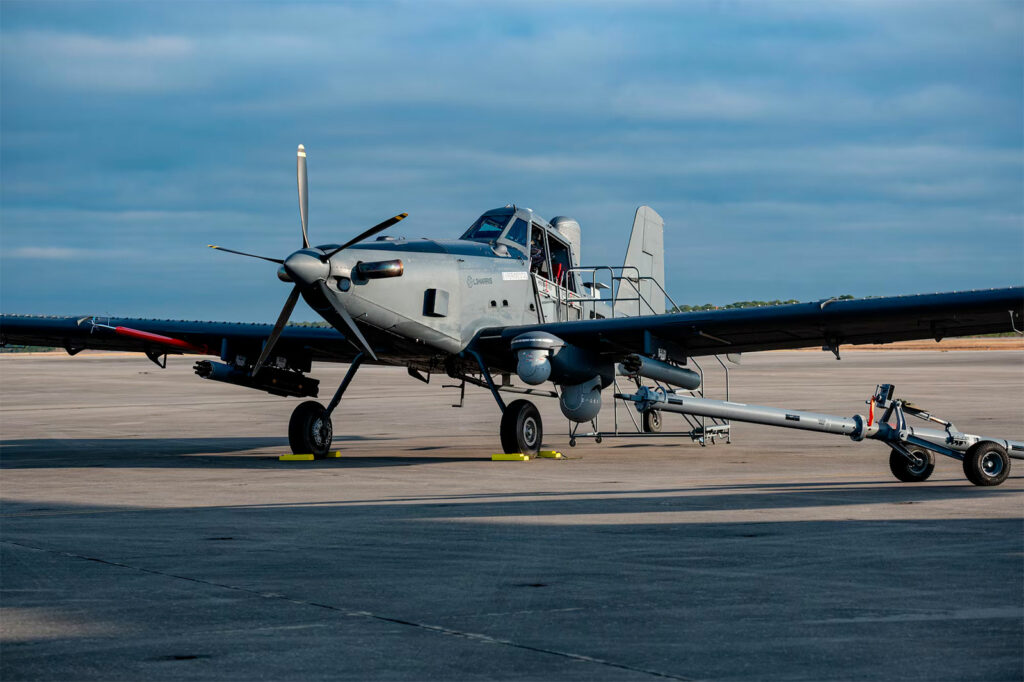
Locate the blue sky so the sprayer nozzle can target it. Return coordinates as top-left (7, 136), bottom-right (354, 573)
top-left (1, 1), bottom-right (1021, 321)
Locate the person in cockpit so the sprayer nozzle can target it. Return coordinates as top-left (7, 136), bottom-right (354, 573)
top-left (530, 230), bottom-right (546, 276)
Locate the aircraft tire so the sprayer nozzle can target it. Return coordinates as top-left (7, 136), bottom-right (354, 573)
top-left (500, 399), bottom-right (542, 456)
top-left (288, 400), bottom-right (333, 458)
top-left (642, 409), bottom-right (662, 433)
top-left (962, 441), bottom-right (1010, 486)
top-left (888, 446), bottom-right (934, 482)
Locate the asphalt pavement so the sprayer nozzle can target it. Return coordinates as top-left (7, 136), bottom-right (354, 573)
top-left (1, 350), bottom-right (1022, 680)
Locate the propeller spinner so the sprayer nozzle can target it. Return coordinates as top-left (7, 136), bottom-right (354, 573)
top-left (209, 144), bottom-right (407, 371)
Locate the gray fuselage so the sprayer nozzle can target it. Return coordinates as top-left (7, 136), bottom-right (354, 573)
top-left (305, 207), bottom-right (605, 366)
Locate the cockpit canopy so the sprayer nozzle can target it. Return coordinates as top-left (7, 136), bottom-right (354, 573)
top-left (460, 210), bottom-right (512, 243)
top-left (460, 208), bottom-right (532, 254)
top-left (459, 207), bottom-right (581, 291)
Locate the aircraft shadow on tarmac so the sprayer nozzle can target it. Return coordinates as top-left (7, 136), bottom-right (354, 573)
top-left (2, 497), bottom-right (1019, 681)
top-left (1, 478), bottom-right (1018, 519)
top-left (0, 437), bottom-right (483, 469)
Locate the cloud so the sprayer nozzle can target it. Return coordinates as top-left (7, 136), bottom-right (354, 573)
top-left (2, 31), bottom-right (200, 93)
top-left (3, 247), bottom-right (140, 260)
top-left (51, 33), bottom-right (192, 59)
top-left (0, 1), bottom-right (1020, 319)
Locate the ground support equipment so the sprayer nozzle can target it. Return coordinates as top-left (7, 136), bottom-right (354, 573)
top-left (617, 383), bottom-right (1022, 486)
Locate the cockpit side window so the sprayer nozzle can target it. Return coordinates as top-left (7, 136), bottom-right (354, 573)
top-left (461, 213), bottom-right (511, 242)
top-left (529, 225), bottom-right (550, 279)
top-left (548, 236), bottom-right (575, 292)
top-left (504, 218), bottom-right (529, 249)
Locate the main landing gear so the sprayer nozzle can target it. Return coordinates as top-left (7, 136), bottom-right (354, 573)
top-left (287, 350), bottom-right (552, 459)
top-left (289, 401), bottom-right (333, 457)
top-left (501, 399), bottom-right (543, 456)
top-left (461, 349), bottom-right (546, 457)
top-left (287, 352), bottom-right (364, 458)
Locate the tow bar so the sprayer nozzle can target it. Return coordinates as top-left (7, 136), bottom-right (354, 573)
top-left (618, 383), bottom-right (1022, 486)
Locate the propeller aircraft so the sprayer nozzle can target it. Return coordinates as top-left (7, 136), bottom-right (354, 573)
top-left (2, 145), bottom-right (1022, 483)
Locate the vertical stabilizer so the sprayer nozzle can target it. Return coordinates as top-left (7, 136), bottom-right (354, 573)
top-left (614, 206), bottom-right (665, 317)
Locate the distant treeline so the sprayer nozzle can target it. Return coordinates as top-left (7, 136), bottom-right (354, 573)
top-left (669, 295), bottom-right (854, 313)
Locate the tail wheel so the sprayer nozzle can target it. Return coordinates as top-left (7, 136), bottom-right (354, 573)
top-left (288, 400), bottom-right (332, 458)
top-left (963, 441), bottom-right (1010, 486)
top-left (642, 409), bottom-right (662, 433)
top-left (888, 446), bottom-right (934, 482)
top-left (500, 399), bottom-right (543, 456)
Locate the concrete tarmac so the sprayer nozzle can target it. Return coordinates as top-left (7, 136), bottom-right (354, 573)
top-left (1, 350), bottom-right (1022, 681)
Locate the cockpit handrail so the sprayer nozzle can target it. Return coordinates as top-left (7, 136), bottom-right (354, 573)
top-left (558, 265), bottom-right (678, 320)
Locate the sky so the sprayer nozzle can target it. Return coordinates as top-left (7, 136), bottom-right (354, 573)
top-left (1, 0), bottom-right (1021, 322)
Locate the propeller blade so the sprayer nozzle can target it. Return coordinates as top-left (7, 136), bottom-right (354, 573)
top-left (208, 245), bottom-right (284, 264)
top-left (321, 213), bottom-right (408, 261)
top-left (298, 144), bottom-right (309, 249)
top-left (250, 285), bottom-right (301, 377)
top-left (319, 281), bottom-right (377, 361)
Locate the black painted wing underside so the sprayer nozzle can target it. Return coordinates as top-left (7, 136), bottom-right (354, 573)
top-left (473, 287), bottom-right (1024, 365)
top-left (0, 316), bottom-right (359, 364)
top-left (3, 287), bottom-right (1021, 369)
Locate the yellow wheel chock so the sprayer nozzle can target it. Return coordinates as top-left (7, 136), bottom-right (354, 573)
top-left (278, 451), bottom-right (341, 461)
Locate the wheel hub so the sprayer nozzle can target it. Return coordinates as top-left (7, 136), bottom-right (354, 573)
top-left (312, 416), bottom-right (331, 448)
top-left (523, 417), bottom-right (537, 447)
top-left (981, 452), bottom-right (1003, 477)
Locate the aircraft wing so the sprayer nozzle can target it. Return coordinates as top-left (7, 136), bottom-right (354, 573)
top-left (474, 287), bottom-right (1024, 364)
top-left (0, 315), bottom-right (359, 364)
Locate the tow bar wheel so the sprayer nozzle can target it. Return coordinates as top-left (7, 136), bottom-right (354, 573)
top-left (889, 446), bottom-right (935, 483)
top-left (289, 400), bottom-right (333, 458)
top-left (963, 441), bottom-right (1011, 486)
top-left (500, 399), bottom-right (542, 456)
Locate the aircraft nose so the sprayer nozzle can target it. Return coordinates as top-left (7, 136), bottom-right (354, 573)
top-left (283, 250), bottom-right (330, 286)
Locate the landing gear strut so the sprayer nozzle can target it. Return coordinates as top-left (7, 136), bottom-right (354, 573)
top-left (287, 352), bottom-right (364, 457)
top-left (501, 399), bottom-right (543, 455)
top-left (461, 349), bottom-right (538, 454)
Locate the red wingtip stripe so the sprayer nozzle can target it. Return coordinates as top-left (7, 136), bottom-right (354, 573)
top-left (114, 326), bottom-right (208, 354)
